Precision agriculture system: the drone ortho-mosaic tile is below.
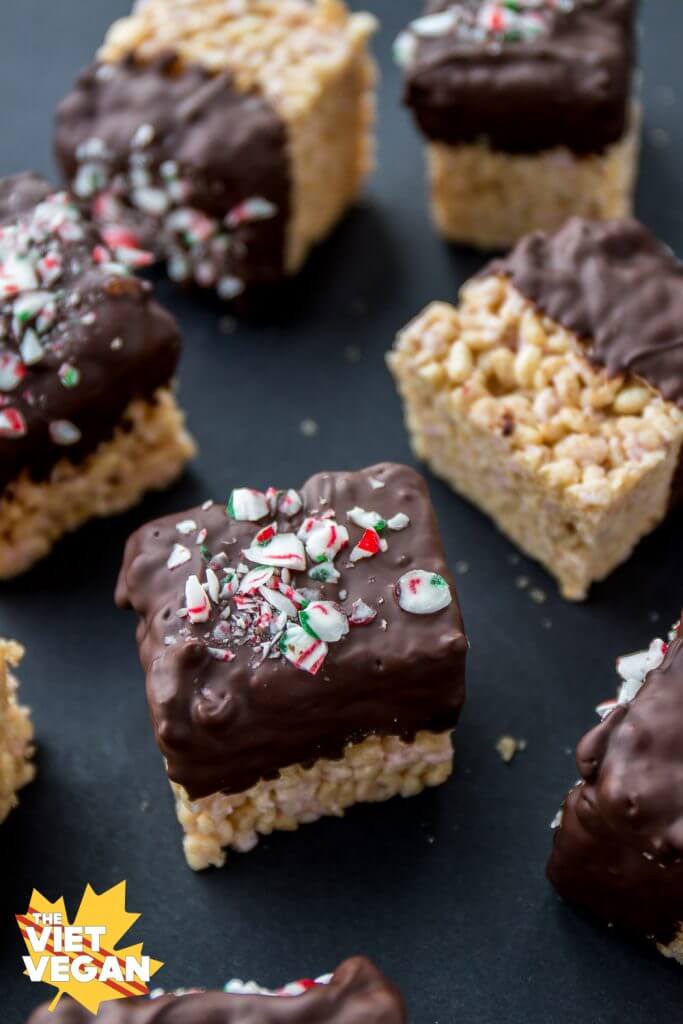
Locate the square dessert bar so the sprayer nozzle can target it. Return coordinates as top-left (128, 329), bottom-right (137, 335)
top-left (397, 0), bottom-right (638, 249)
top-left (0, 172), bottom-right (194, 578)
top-left (548, 619), bottom-right (683, 964)
top-left (389, 218), bottom-right (683, 601)
top-left (0, 639), bottom-right (35, 823)
top-left (116, 463), bottom-right (467, 870)
top-left (56, 0), bottom-right (377, 302)
top-left (28, 957), bottom-right (407, 1023)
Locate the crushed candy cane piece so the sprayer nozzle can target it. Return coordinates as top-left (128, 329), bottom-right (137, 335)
top-left (350, 528), bottom-right (382, 562)
top-left (226, 197), bottom-right (278, 229)
top-left (387, 513), bottom-right (410, 531)
top-left (205, 568), bottom-right (221, 603)
top-left (228, 488), bottom-right (269, 522)
top-left (49, 419), bottom-right (82, 445)
top-left (347, 507), bottom-right (387, 532)
top-left (280, 624), bottom-right (328, 675)
top-left (308, 561), bottom-right (340, 584)
top-left (349, 599), bottom-right (377, 625)
top-left (176, 519), bottom-right (197, 535)
top-left (19, 329), bottom-right (44, 365)
top-left (185, 574), bottom-right (211, 624)
top-left (0, 407), bottom-right (27, 438)
top-left (279, 488), bottom-right (303, 517)
top-left (260, 584), bottom-right (298, 619)
top-left (254, 522), bottom-right (278, 546)
top-left (299, 518), bottom-right (349, 564)
top-left (243, 533), bottom-right (306, 572)
top-left (221, 568), bottom-right (240, 599)
top-left (368, 477), bottom-right (385, 489)
top-left (239, 566), bottom-right (275, 593)
top-left (0, 350), bottom-right (25, 392)
top-left (167, 544), bottom-right (191, 570)
top-left (397, 570), bottom-right (452, 614)
top-left (300, 601), bottom-right (349, 643)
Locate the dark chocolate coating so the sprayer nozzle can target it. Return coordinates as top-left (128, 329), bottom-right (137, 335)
top-left (0, 172), bottom-right (181, 490)
top-left (547, 631), bottom-right (683, 945)
top-left (55, 54), bottom-right (290, 289)
top-left (26, 957), bottom-right (407, 1024)
top-left (116, 463), bottom-right (467, 800)
top-left (487, 217), bottom-right (683, 408)
top-left (404, 0), bottom-right (635, 155)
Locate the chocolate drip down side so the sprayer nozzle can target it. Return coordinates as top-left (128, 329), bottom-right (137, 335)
top-left (547, 633), bottom-right (683, 945)
top-left (116, 463), bottom-right (467, 800)
top-left (0, 173), bottom-right (181, 491)
top-left (404, 0), bottom-right (635, 155)
top-left (55, 54), bottom-right (291, 293)
top-left (26, 957), bottom-right (408, 1024)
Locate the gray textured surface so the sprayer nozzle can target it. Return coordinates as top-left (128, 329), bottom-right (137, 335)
top-left (1, 2), bottom-right (683, 1021)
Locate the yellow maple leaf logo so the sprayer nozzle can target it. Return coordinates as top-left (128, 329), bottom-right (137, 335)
top-left (16, 882), bottom-right (163, 1013)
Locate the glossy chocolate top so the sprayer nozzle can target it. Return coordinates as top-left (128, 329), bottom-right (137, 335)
top-left (0, 172), bottom-right (180, 490)
top-left (55, 54), bottom-right (290, 292)
top-left (116, 463), bottom-right (467, 799)
top-left (403, 0), bottom-right (635, 154)
top-left (27, 957), bottom-right (407, 1024)
top-left (547, 628), bottom-right (683, 944)
top-left (487, 217), bottom-right (683, 407)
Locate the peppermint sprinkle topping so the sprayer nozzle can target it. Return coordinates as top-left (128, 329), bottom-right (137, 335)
top-left (396, 570), bottom-right (453, 615)
top-left (300, 601), bottom-right (349, 643)
top-left (176, 519), bottom-right (197, 535)
top-left (49, 419), bottom-right (82, 446)
top-left (167, 543), bottom-right (191, 570)
top-left (185, 574), bottom-right (211, 624)
top-left (280, 624), bottom-right (328, 676)
top-left (0, 407), bottom-right (27, 438)
top-left (228, 488), bottom-right (269, 522)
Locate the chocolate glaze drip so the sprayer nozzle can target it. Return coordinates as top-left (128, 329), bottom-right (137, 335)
top-left (487, 217), bottom-right (683, 408)
top-left (547, 626), bottom-right (683, 945)
top-left (55, 54), bottom-right (290, 290)
top-left (404, 0), bottom-right (635, 155)
top-left (115, 463), bottom-right (467, 800)
top-left (0, 173), bottom-right (181, 491)
top-left (26, 957), bottom-right (407, 1024)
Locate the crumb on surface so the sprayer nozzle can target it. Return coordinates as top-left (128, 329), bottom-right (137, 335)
top-left (496, 735), bottom-right (527, 764)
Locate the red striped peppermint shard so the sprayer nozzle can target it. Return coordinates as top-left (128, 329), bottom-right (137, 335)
top-left (349, 598), bottom-right (377, 626)
top-left (0, 407), bottom-right (27, 438)
top-left (243, 532), bottom-right (306, 572)
top-left (300, 601), bottom-right (349, 642)
top-left (227, 488), bottom-right (269, 522)
top-left (238, 566), bottom-right (275, 594)
top-left (350, 528), bottom-right (387, 562)
top-left (0, 350), bottom-right (25, 391)
top-left (185, 574), bottom-right (211, 623)
top-left (347, 507), bottom-right (387, 533)
top-left (280, 624), bottom-right (328, 675)
top-left (397, 570), bottom-right (452, 614)
top-left (298, 517), bottom-right (349, 563)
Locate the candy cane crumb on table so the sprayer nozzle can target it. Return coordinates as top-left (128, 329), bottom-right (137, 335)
top-left (0, 639), bottom-right (35, 824)
top-left (548, 617), bottom-right (683, 965)
top-left (389, 217), bottom-right (683, 601)
top-left (0, 172), bottom-right (195, 579)
top-left (56, 0), bottom-right (377, 303)
top-left (116, 463), bottom-right (468, 870)
top-left (25, 957), bottom-right (408, 1022)
top-left (397, 0), bottom-right (638, 249)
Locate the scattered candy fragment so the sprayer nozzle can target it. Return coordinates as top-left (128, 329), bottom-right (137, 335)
top-left (300, 601), bottom-right (349, 643)
top-left (347, 507), bottom-right (387, 532)
top-left (228, 488), bottom-right (269, 522)
top-left (185, 574), bottom-right (211, 624)
top-left (0, 407), bottom-right (27, 438)
top-left (308, 561), bottom-right (340, 584)
top-left (167, 544), bottom-right (191, 570)
top-left (299, 518), bottom-right (349, 564)
top-left (387, 513), bottom-right (410, 531)
top-left (243, 533), bottom-right (306, 572)
top-left (350, 528), bottom-right (383, 562)
top-left (396, 570), bottom-right (452, 614)
top-left (175, 519), bottom-right (197, 535)
top-left (239, 567), bottom-right (275, 593)
top-left (226, 197), bottom-right (277, 229)
top-left (496, 736), bottom-right (527, 764)
top-left (58, 362), bottom-right (80, 388)
top-left (0, 350), bottom-right (25, 391)
top-left (49, 419), bottom-right (82, 445)
top-left (280, 624), bottom-right (328, 675)
top-left (349, 599), bottom-right (377, 626)
top-left (19, 330), bottom-right (44, 365)
top-left (205, 568), bottom-right (221, 602)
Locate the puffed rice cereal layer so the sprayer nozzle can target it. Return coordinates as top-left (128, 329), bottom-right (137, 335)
top-left (0, 640), bottom-right (35, 824)
top-left (660, 928), bottom-right (683, 967)
top-left (0, 388), bottom-right (195, 579)
top-left (100, 0), bottom-right (377, 276)
top-left (173, 729), bottom-right (453, 870)
top-left (389, 276), bottom-right (683, 601)
top-left (426, 109), bottom-right (639, 251)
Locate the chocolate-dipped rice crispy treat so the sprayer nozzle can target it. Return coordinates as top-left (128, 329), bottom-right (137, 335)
top-left (55, 0), bottom-right (376, 302)
top-left (28, 957), bottom-right (406, 1023)
top-left (548, 619), bottom-right (683, 964)
top-left (397, 1), bottom-right (638, 250)
top-left (0, 173), bottom-right (194, 579)
top-left (116, 463), bottom-right (467, 870)
top-left (0, 640), bottom-right (35, 823)
top-left (389, 218), bottom-right (683, 601)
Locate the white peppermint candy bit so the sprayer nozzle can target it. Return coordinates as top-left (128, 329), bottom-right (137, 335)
top-left (0, 350), bottom-right (25, 391)
top-left (19, 329), bottom-right (44, 366)
top-left (308, 561), bottom-right (340, 584)
top-left (279, 624), bottom-right (328, 675)
top-left (260, 584), bottom-right (298, 620)
top-left (393, 30), bottom-right (418, 68)
top-left (410, 10), bottom-right (458, 36)
top-left (167, 543), bottom-right (191, 570)
top-left (368, 477), bottom-right (385, 490)
top-left (239, 566), bottom-right (275, 593)
top-left (0, 407), bottom-right (27, 438)
top-left (616, 638), bottom-right (666, 687)
top-left (185, 574), bottom-right (211, 624)
top-left (228, 488), bottom-right (269, 522)
top-left (349, 599), bottom-right (377, 626)
top-left (12, 290), bottom-right (52, 335)
top-left (347, 507), bottom-right (387, 532)
top-left (279, 488), bottom-right (303, 518)
top-left (221, 568), bottom-right (240, 599)
top-left (225, 197), bottom-right (277, 229)
top-left (300, 518), bottom-right (349, 564)
top-left (387, 513), bottom-right (410, 531)
top-left (175, 519), bottom-right (197, 535)
top-left (397, 570), bottom-right (452, 615)
top-left (205, 567), bottom-right (221, 602)
top-left (243, 533), bottom-right (306, 572)
top-left (49, 420), bottom-right (82, 445)
top-left (300, 601), bottom-right (349, 643)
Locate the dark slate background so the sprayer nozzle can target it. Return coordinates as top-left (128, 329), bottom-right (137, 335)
top-left (1, 2), bottom-right (682, 1021)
